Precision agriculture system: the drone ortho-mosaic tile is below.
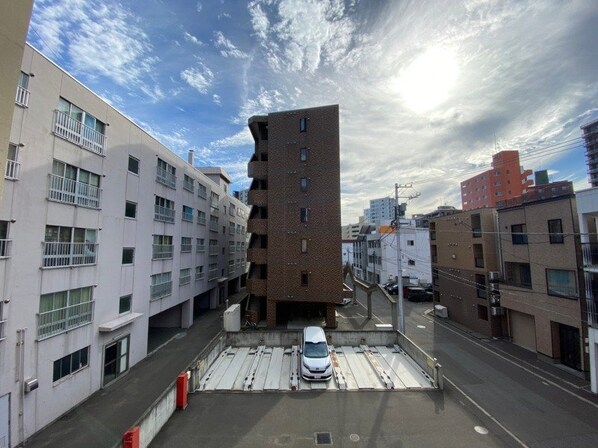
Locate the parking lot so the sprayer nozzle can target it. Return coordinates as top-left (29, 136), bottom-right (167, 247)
top-left (197, 343), bottom-right (435, 392)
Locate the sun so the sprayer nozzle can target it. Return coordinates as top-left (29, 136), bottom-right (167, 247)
top-left (398, 47), bottom-right (459, 113)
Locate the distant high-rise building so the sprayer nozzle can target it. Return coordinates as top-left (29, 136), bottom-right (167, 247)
top-left (234, 188), bottom-right (249, 205)
top-left (460, 150), bottom-right (532, 211)
top-left (582, 118), bottom-right (598, 187)
top-left (364, 197), bottom-right (395, 225)
top-left (246, 105), bottom-right (342, 328)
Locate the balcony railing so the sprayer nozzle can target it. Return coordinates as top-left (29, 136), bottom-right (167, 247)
top-left (183, 179), bottom-right (194, 193)
top-left (209, 221), bottom-right (219, 232)
top-left (0, 239), bottom-right (12, 258)
top-left (229, 266), bottom-right (235, 275)
top-left (48, 174), bottom-right (101, 209)
top-left (154, 205), bottom-right (175, 223)
top-left (150, 281), bottom-right (172, 300)
top-left (37, 300), bottom-right (94, 340)
top-left (582, 242), bottom-right (598, 268)
top-left (208, 269), bottom-right (219, 281)
top-left (197, 216), bottom-right (206, 226)
top-left (15, 85), bottom-right (30, 107)
top-left (181, 242), bottom-right (192, 253)
top-left (42, 242), bottom-right (98, 268)
top-left (179, 274), bottom-right (191, 286)
top-left (182, 211), bottom-right (193, 222)
top-left (54, 110), bottom-right (105, 155)
top-left (209, 246), bottom-right (219, 256)
top-left (195, 272), bottom-right (205, 281)
top-left (156, 166), bottom-right (176, 189)
top-left (152, 244), bottom-right (173, 260)
top-left (588, 299), bottom-right (598, 328)
top-left (196, 244), bottom-right (206, 253)
top-left (5, 160), bottom-right (21, 180)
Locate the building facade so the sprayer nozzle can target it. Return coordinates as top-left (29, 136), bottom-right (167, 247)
top-left (582, 118), bottom-right (598, 188)
top-left (364, 197), bottom-right (395, 226)
top-left (496, 183), bottom-right (587, 373)
top-left (430, 208), bottom-right (504, 337)
top-left (246, 105), bottom-right (342, 328)
top-left (0, 45), bottom-right (249, 446)
top-left (460, 150), bottom-right (533, 211)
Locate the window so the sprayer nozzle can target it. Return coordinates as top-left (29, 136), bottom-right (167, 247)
top-left (181, 237), bottom-right (192, 253)
top-left (183, 174), bottom-right (194, 192)
top-left (156, 158), bottom-right (176, 188)
top-left (103, 335), bottom-right (129, 386)
top-left (476, 274), bottom-right (487, 298)
top-left (38, 287), bottom-right (94, 339)
top-left (229, 222), bottom-right (236, 235)
top-left (15, 71), bottom-right (30, 107)
top-left (182, 205), bottom-right (193, 222)
top-left (150, 272), bottom-right (172, 300)
top-left (210, 192), bottom-right (220, 209)
top-left (210, 215), bottom-right (219, 232)
top-left (5, 142), bottom-right (20, 180)
top-left (504, 262), bottom-right (532, 288)
top-left (300, 117), bottom-right (307, 132)
top-left (0, 221), bottom-right (10, 258)
top-left (301, 238), bottom-right (308, 253)
top-left (300, 147), bottom-right (308, 162)
top-left (122, 248), bottom-right (134, 264)
top-left (43, 226), bottom-right (97, 267)
top-left (209, 239), bottom-right (218, 255)
top-left (229, 241), bottom-right (236, 254)
top-left (408, 259), bottom-right (415, 266)
top-left (300, 177), bottom-right (308, 192)
top-left (230, 204), bottom-right (236, 216)
top-left (128, 156), bottom-right (139, 174)
top-left (152, 235), bottom-right (173, 259)
top-left (55, 98), bottom-right (106, 154)
top-left (473, 244), bottom-right (484, 268)
top-left (546, 269), bottom-right (577, 298)
top-left (197, 210), bottom-right (206, 226)
top-left (300, 208), bottom-right (309, 223)
top-left (0, 302), bottom-right (6, 341)
top-left (407, 240), bottom-right (414, 246)
top-left (208, 263), bottom-right (218, 280)
top-left (548, 219), bottom-right (564, 244)
top-left (119, 295), bottom-right (132, 314)
top-left (53, 347), bottom-right (89, 382)
top-left (477, 305), bottom-right (488, 321)
top-left (301, 271), bottom-right (309, 286)
top-left (195, 265), bottom-right (205, 281)
top-left (180, 268), bottom-right (191, 286)
top-left (471, 214), bottom-right (481, 237)
top-left (198, 183), bottom-right (207, 199)
top-left (155, 196), bottom-right (175, 223)
top-left (511, 224), bottom-right (528, 244)
top-left (125, 201), bottom-right (137, 219)
top-left (49, 160), bottom-right (101, 209)
top-left (197, 238), bottom-right (205, 253)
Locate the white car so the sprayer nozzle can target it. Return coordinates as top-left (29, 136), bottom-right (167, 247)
top-left (301, 326), bottom-right (332, 381)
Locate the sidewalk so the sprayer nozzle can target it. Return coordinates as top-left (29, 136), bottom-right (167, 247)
top-left (25, 290), bottom-right (248, 448)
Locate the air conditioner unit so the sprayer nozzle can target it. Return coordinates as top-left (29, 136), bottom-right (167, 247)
top-left (490, 306), bottom-right (505, 316)
top-left (488, 271), bottom-right (500, 282)
top-left (489, 293), bottom-right (501, 305)
top-left (24, 378), bottom-right (39, 393)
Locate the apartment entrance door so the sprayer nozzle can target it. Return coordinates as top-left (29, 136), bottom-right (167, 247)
top-left (103, 335), bottom-right (130, 386)
top-left (0, 393), bottom-right (9, 448)
top-left (559, 323), bottom-right (581, 370)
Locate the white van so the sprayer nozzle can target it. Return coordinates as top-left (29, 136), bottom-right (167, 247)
top-left (301, 326), bottom-right (332, 381)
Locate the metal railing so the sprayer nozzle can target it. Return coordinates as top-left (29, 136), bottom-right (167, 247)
top-left (152, 244), bottom-right (173, 260)
top-left (150, 281), bottom-right (172, 300)
top-left (0, 239), bottom-right (12, 258)
top-left (582, 242), bottom-right (598, 268)
top-left (197, 216), bottom-right (206, 226)
top-left (195, 272), bottom-right (205, 281)
top-left (208, 269), bottom-right (219, 281)
top-left (179, 274), bottom-right (191, 286)
top-left (38, 300), bottom-right (94, 340)
top-left (209, 221), bottom-right (219, 232)
top-left (5, 159), bottom-right (21, 180)
top-left (182, 211), bottom-right (194, 222)
top-left (183, 179), bottom-right (194, 193)
top-left (181, 242), bottom-right (192, 253)
top-left (196, 244), bottom-right (206, 253)
top-left (154, 205), bottom-right (175, 223)
top-left (15, 85), bottom-right (30, 107)
top-left (209, 246), bottom-right (219, 256)
top-left (53, 110), bottom-right (105, 155)
top-left (156, 165), bottom-right (176, 189)
top-left (48, 174), bottom-right (101, 209)
top-left (42, 242), bottom-right (98, 267)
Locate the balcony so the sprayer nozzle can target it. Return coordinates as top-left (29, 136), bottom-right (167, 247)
top-left (37, 300), bottom-right (94, 340)
top-left (179, 273), bottom-right (191, 286)
top-left (248, 189), bottom-right (268, 207)
top-left (582, 242), bottom-right (598, 268)
top-left (247, 278), bottom-right (267, 296)
top-left (42, 242), bottom-right (98, 268)
top-left (15, 85), bottom-right (30, 107)
top-left (209, 221), bottom-right (219, 232)
top-left (248, 160), bottom-right (267, 180)
top-left (196, 244), bottom-right (206, 253)
top-left (208, 269), bottom-right (219, 281)
top-left (150, 281), bottom-right (172, 300)
top-left (0, 239), bottom-right (12, 258)
top-left (247, 248), bottom-right (267, 264)
top-left (54, 110), bottom-right (106, 155)
top-left (154, 205), bottom-right (175, 223)
top-left (156, 165), bottom-right (177, 189)
top-left (48, 174), bottom-right (101, 209)
top-left (5, 160), bottom-right (21, 180)
top-left (209, 245), bottom-right (219, 256)
top-left (152, 244), bottom-right (173, 260)
top-left (247, 219), bottom-right (267, 235)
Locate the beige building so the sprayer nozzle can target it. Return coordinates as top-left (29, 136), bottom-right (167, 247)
top-left (246, 105), bottom-right (342, 328)
top-left (497, 182), bottom-right (587, 372)
top-left (430, 208), bottom-right (504, 337)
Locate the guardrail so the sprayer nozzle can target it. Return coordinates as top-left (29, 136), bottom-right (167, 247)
top-left (397, 331), bottom-right (443, 389)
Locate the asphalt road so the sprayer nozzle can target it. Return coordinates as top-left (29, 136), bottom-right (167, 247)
top-left (347, 289), bottom-right (598, 448)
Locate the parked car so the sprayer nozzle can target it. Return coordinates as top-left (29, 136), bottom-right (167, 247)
top-left (386, 285), bottom-right (432, 302)
top-left (301, 326), bottom-right (333, 381)
top-left (383, 281), bottom-right (397, 293)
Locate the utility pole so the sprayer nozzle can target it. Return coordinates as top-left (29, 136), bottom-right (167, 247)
top-left (395, 183), bottom-right (420, 334)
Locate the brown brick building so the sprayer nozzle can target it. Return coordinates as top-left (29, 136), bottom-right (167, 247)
top-left (246, 105), bottom-right (342, 328)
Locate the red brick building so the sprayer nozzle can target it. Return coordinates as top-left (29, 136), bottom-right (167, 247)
top-left (246, 105), bottom-right (342, 328)
top-left (461, 150), bottom-right (532, 211)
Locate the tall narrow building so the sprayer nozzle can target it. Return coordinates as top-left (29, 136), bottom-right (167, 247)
top-left (247, 105), bottom-right (342, 328)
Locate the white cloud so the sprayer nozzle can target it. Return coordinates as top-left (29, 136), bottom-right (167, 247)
top-left (234, 87), bottom-right (286, 124)
top-left (211, 129), bottom-right (253, 148)
top-left (196, 2), bottom-right (202, 13)
top-left (184, 32), bottom-right (204, 46)
top-left (213, 31), bottom-right (249, 59)
top-left (248, 1), bottom-right (270, 40)
top-left (181, 64), bottom-right (214, 94)
top-left (213, 94), bottom-right (222, 106)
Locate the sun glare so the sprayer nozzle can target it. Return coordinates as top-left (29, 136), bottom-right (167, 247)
top-left (399, 47), bottom-right (459, 113)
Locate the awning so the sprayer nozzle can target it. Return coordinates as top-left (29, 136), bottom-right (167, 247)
top-left (99, 312), bottom-right (143, 333)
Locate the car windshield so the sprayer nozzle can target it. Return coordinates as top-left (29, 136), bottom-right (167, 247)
top-left (304, 341), bottom-right (328, 358)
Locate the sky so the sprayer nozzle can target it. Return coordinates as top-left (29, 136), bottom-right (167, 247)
top-left (27, 0), bottom-right (598, 225)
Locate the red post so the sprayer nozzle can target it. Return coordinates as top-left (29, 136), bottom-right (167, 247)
top-left (176, 372), bottom-right (188, 410)
top-left (122, 426), bottom-right (140, 448)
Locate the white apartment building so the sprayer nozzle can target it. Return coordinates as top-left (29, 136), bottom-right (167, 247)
top-left (0, 44), bottom-right (249, 446)
top-left (364, 197), bottom-right (395, 226)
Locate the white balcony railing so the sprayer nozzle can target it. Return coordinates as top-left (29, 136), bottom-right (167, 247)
top-left (152, 244), bottom-right (173, 260)
top-left (0, 239), bottom-right (12, 258)
top-left (5, 160), bottom-right (21, 180)
top-left (156, 166), bottom-right (176, 189)
top-left (154, 205), bottom-right (175, 223)
top-left (42, 242), bottom-right (98, 268)
top-left (150, 281), bottom-right (172, 300)
top-left (37, 300), bottom-right (94, 340)
top-left (48, 174), bottom-right (101, 209)
top-left (15, 85), bottom-right (30, 107)
top-left (53, 110), bottom-right (105, 155)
